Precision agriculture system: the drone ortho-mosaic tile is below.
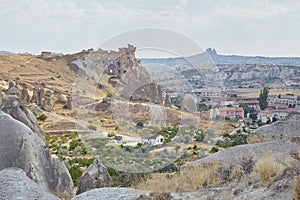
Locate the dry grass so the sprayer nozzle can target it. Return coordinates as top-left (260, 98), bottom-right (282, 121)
top-left (135, 164), bottom-right (244, 193)
top-left (255, 156), bottom-right (283, 186)
top-left (293, 176), bottom-right (300, 200)
top-left (135, 165), bottom-right (219, 192)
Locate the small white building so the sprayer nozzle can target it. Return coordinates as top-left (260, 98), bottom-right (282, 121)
top-left (141, 134), bottom-right (164, 146)
top-left (210, 107), bottom-right (220, 120)
top-left (257, 110), bottom-right (273, 123)
top-left (272, 109), bottom-right (294, 120)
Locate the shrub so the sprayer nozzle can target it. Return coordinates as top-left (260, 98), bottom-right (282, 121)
top-left (210, 146), bottom-right (219, 153)
top-left (69, 140), bottom-right (78, 151)
top-left (67, 165), bottom-right (83, 186)
top-left (32, 111), bottom-right (38, 117)
top-left (45, 135), bottom-right (50, 142)
top-left (157, 163), bottom-right (179, 173)
top-left (136, 142), bottom-right (143, 148)
top-left (70, 158), bottom-right (93, 167)
top-left (87, 125), bottom-right (97, 131)
top-left (217, 165), bottom-right (235, 182)
top-left (108, 133), bottom-right (116, 138)
top-left (37, 114), bottom-right (48, 122)
top-left (195, 132), bottom-right (206, 142)
top-left (107, 167), bottom-right (119, 176)
top-left (239, 156), bottom-right (255, 175)
top-left (219, 133), bottom-right (248, 147)
top-left (124, 146), bottom-right (134, 153)
top-left (136, 121), bottom-right (144, 128)
top-left (56, 146), bottom-right (68, 156)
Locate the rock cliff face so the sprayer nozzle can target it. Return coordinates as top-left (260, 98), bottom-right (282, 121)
top-left (217, 64), bottom-right (299, 84)
top-left (71, 45), bottom-right (163, 105)
top-left (76, 157), bottom-right (112, 195)
top-left (0, 111), bottom-right (74, 198)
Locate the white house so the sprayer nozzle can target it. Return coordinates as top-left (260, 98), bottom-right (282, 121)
top-left (141, 134), bottom-right (164, 146)
top-left (257, 109), bottom-right (273, 123)
top-left (210, 107), bottom-right (220, 120)
top-left (257, 108), bottom-right (295, 123)
top-left (272, 109), bottom-right (294, 120)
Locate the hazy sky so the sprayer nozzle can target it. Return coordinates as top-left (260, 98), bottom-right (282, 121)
top-left (1, 0), bottom-right (300, 57)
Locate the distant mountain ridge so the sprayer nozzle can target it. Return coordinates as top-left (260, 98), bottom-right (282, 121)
top-left (204, 48), bottom-right (300, 65)
top-left (0, 50), bottom-right (15, 54)
top-left (141, 48), bottom-right (300, 66)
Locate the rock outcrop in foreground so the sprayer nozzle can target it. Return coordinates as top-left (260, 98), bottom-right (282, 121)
top-left (171, 169), bottom-right (298, 200)
top-left (183, 140), bottom-right (299, 168)
top-left (0, 111), bottom-right (74, 198)
top-left (1, 95), bottom-right (45, 140)
top-left (73, 188), bottom-right (149, 200)
top-left (76, 157), bottom-right (112, 195)
top-left (0, 168), bottom-right (59, 200)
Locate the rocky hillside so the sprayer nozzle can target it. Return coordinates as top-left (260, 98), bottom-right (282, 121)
top-left (141, 49), bottom-right (300, 88)
top-left (248, 112), bottom-right (300, 143)
top-left (0, 45), bottom-right (166, 135)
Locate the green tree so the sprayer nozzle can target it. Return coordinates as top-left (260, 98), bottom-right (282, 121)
top-left (258, 87), bottom-right (269, 110)
top-left (136, 121), bottom-right (144, 128)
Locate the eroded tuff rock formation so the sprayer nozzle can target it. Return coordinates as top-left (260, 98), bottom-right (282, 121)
top-left (1, 93), bottom-right (45, 140)
top-left (71, 44), bottom-right (163, 105)
top-left (1, 78), bottom-right (72, 112)
top-left (0, 168), bottom-right (59, 200)
top-left (76, 157), bottom-right (112, 195)
top-left (0, 111), bottom-right (74, 198)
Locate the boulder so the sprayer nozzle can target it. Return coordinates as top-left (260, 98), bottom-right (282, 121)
top-left (1, 95), bottom-right (45, 140)
top-left (73, 188), bottom-right (149, 200)
top-left (76, 157), bottom-right (112, 195)
top-left (0, 111), bottom-right (75, 198)
top-left (0, 168), bottom-right (59, 200)
top-left (59, 94), bottom-right (68, 103)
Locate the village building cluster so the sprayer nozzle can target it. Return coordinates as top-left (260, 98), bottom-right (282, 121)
top-left (162, 88), bottom-right (300, 125)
